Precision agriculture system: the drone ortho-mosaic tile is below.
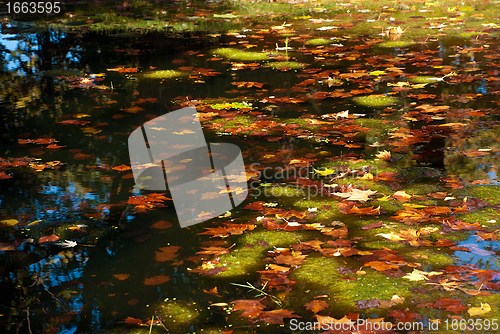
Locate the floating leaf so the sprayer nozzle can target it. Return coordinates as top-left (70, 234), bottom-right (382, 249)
top-left (38, 234), bottom-right (60, 243)
top-left (143, 275), bottom-right (170, 286)
top-left (0, 219), bottom-right (19, 227)
top-left (113, 274), bottom-right (130, 281)
top-left (304, 299), bottom-right (328, 313)
top-left (467, 303), bottom-right (491, 316)
top-left (155, 246), bottom-right (181, 262)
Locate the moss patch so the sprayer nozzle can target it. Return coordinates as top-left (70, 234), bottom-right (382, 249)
top-left (242, 230), bottom-right (303, 248)
top-left (214, 230), bottom-right (304, 278)
top-left (353, 95), bottom-right (400, 108)
top-left (141, 69), bottom-right (186, 80)
top-left (377, 40), bottom-right (416, 48)
top-left (354, 118), bottom-right (396, 144)
top-left (265, 185), bottom-right (306, 198)
top-left (212, 48), bottom-right (269, 62)
top-left (305, 38), bottom-right (332, 46)
top-left (464, 185), bottom-right (500, 205)
top-left (157, 300), bottom-right (201, 332)
top-left (409, 76), bottom-right (443, 84)
top-left (405, 249), bottom-right (455, 269)
top-left (290, 256), bottom-right (415, 315)
top-left (265, 61), bottom-right (305, 70)
top-left (210, 101), bottom-right (253, 110)
top-left (459, 208), bottom-right (499, 227)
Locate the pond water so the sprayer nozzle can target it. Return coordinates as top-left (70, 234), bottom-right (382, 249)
top-left (0, 9), bottom-right (499, 334)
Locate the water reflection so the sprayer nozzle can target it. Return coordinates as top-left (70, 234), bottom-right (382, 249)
top-left (0, 19), bottom-right (498, 333)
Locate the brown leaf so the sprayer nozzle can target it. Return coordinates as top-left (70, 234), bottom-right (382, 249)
top-left (259, 309), bottom-right (298, 325)
top-left (107, 67), bottom-right (138, 73)
top-left (275, 253), bottom-right (307, 267)
top-left (113, 274), bottom-right (130, 281)
top-left (155, 246), bottom-right (181, 262)
top-left (150, 220), bottom-right (173, 230)
top-left (123, 316), bottom-right (144, 325)
top-left (305, 299), bottom-right (329, 313)
top-left (200, 223), bottom-right (256, 238)
top-left (112, 164), bottom-right (131, 172)
top-left (143, 274), bottom-right (170, 286)
top-left (364, 261), bottom-right (400, 272)
top-left (232, 299), bottom-right (265, 319)
top-left (38, 234), bottom-right (60, 243)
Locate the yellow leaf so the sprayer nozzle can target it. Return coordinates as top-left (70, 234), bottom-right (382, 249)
top-left (403, 269), bottom-right (443, 281)
top-left (377, 232), bottom-right (405, 241)
top-left (467, 303), bottom-right (491, 317)
top-left (334, 188), bottom-right (377, 202)
top-left (403, 203), bottom-right (428, 209)
top-left (0, 219), bottom-right (19, 227)
top-left (369, 70), bottom-right (387, 76)
top-left (393, 190), bottom-right (412, 202)
top-left (359, 172), bottom-right (374, 180)
top-left (313, 167), bottom-right (335, 176)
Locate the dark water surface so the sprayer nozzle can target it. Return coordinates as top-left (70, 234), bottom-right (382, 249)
top-left (0, 15), bottom-right (498, 334)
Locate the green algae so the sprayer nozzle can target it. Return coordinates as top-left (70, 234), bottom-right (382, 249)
top-left (354, 118), bottom-right (397, 145)
top-left (157, 300), bottom-right (201, 332)
top-left (305, 38), bottom-right (332, 46)
top-left (464, 185), bottom-right (500, 205)
top-left (141, 70), bottom-right (186, 80)
top-left (459, 208), bottom-right (499, 227)
top-left (290, 256), bottom-right (416, 315)
top-left (266, 185), bottom-right (306, 198)
top-left (210, 101), bottom-right (253, 110)
top-left (212, 115), bottom-right (255, 128)
top-left (377, 40), bottom-right (416, 48)
top-left (406, 249), bottom-right (455, 269)
top-left (212, 47), bottom-right (269, 62)
top-left (265, 61), bottom-right (305, 70)
top-left (409, 76), bottom-right (444, 84)
top-left (213, 230), bottom-right (304, 278)
top-left (353, 95), bottom-right (400, 108)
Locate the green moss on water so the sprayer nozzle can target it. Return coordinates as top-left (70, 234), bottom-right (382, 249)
top-left (210, 101), bottom-right (253, 110)
top-left (290, 256), bottom-right (415, 314)
top-left (354, 118), bottom-right (396, 144)
top-left (305, 38), bottom-right (332, 46)
top-left (265, 61), bottom-right (305, 70)
top-left (214, 230), bottom-right (304, 278)
top-left (399, 167), bottom-right (443, 182)
top-left (404, 183), bottom-right (444, 195)
top-left (409, 76), bottom-right (443, 84)
top-left (459, 208), bottom-right (499, 227)
top-left (359, 239), bottom-right (407, 250)
top-left (406, 249), bottom-right (455, 269)
top-left (141, 70), bottom-right (186, 80)
top-left (293, 198), bottom-right (341, 222)
top-left (326, 158), bottom-right (397, 174)
top-left (464, 185), bottom-right (500, 205)
top-left (373, 198), bottom-right (404, 213)
top-left (266, 185), bottom-right (306, 198)
top-left (336, 178), bottom-right (393, 194)
top-left (212, 47), bottom-right (269, 62)
top-left (212, 115), bottom-right (254, 128)
top-left (242, 230), bottom-right (304, 248)
top-left (282, 118), bottom-right (321, 132)
top-left (377, 40), bottom-right (416, 48)
top-left (157, 300), bottom-right (201, 332)
top-left (353, 95), bottom-right (400, 108)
